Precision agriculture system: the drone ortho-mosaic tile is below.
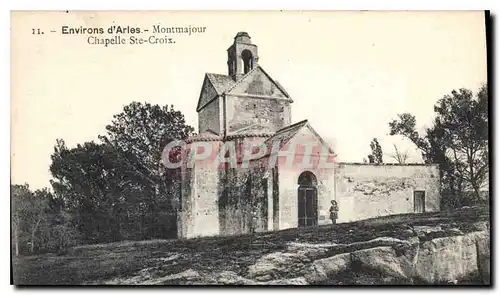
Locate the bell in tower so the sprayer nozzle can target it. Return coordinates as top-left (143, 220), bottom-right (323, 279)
top-left (227, 32), bottom-right (259, 81)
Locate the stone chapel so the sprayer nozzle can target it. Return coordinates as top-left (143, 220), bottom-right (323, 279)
top-left (176, 32), bottom-right (441, 239)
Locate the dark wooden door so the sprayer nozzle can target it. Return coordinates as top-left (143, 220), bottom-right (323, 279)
top-left (298, 187), bottom-right (318, 227)
top-left (414, 191), bottom-right (426, 213)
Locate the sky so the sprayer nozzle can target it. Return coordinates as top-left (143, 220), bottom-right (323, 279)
top-left (11, 11), bottom-right (487, 189)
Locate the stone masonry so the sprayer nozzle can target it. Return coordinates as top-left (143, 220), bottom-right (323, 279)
top-left (176, 32), bottom-right (441, 239)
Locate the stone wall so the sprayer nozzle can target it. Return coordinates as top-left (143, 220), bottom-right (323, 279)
top-left (178, 139), bottom-right (440, 238)
top-left (224, 66), bottom-right (292, 135)
top-left (198, 98), bottom-right (221, 134)
top-left (192, 165), bottom-right (220, 237)
top-left (179, 138), bottom-right (276, 238)
top-left (178, 145), bottom-right (221, 239)
top-left (335, 163), bottom-right (440, 223)
top-left (225, 95), bottom-right (291, 134)
top-left (218, 168), bottom-right (253, 236)
top-left (278, 167), bottom-right (335, 230)
top-left (177, 168), bottom-right (193, 239)
top-left (218, 161), bottom-right (272, 236)
top-left (276, 126), bottom-right (336, 230)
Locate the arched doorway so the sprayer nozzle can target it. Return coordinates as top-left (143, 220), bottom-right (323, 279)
top-left (297, 171), bottom-right (318, 227)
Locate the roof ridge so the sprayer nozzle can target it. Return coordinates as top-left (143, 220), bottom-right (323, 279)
top-left (223, 65), bottom-right (260, 94)
top-left (337, 162), bottom-right (436, 166)
top-left (263, 120), bottom-right (309, 148)
top-left (205, 74), bottom-right (219, 93)
top-left (206, 73), bottom-right (231, 95)
top-left (257, 66), bottom-right (291, 99)
top-left (195, 75), bottom-right (212, 111)
top-left (274, 79), bottom-right (291, 98)
top-left (225, 133), bottom-right (274, 140)
top-left (273, 119), bottom-right (308, 135)
top-left (197, 73), bottom-right (236, 111)
top-left (224, 65), bottom-right (292, 100)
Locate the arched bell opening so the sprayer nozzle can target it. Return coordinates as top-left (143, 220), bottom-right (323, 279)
top-left (241, 49), bottom-right (254, 74)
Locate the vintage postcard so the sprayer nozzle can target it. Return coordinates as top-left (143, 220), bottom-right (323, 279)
top-left (10, 11), bottom-right (490, 286)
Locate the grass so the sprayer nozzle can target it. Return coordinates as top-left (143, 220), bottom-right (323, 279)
top-left (12, 206), bottom-right (489, 285)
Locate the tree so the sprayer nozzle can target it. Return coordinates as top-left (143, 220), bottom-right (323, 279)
top-left (50, 139), bottom-right (139, 242)
top-left (11, 184), bottom-right (72, 255)
top-left (99, 102), bottom-right (194, 238)
top-left (40, 193), bottom-right (80, 252)
top-left (11, 184), bottom-right (48, 254)
top-left (11, 184), bottom-right (31, 256)
top-left (100, 102), bottom-right (194, 177)
top-left (388, 144), bottom-right (409, 164)
top-left (434, 86), bottom-right (489, 201)
top-left (368, 138), bottom-right (383, 164)
top-left (49, 102), bottom-right (195, 243)
top-left (27, 189), bottom-right (52, 253)
top-left (389, 84), bottom-right (488, 208)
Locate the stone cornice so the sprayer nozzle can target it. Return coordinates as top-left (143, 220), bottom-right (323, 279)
top-left (228, 93), bottom-right (293, 102)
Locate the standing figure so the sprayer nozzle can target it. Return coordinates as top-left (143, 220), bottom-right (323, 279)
top-left (329, 200), bottom-right (339, 224)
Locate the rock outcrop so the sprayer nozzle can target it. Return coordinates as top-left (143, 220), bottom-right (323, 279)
top-left (241, 222), bottom-right (490, 285)
top-left (101, 221), bottom-right (490, 285)
top-left (304, 253), bottom-right (351, 284)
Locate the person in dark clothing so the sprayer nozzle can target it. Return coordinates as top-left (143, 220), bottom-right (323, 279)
top-left (329, 200), bottom-right (339, 224)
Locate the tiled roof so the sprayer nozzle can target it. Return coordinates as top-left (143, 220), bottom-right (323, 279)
top-left (337, 162), bottom-right (438, 167)
top-left (185, 132), bottom-right (273, 143)
top-left (263, 119), bottom-right (309, 154)
top-left (225, 133), bottom-right (273, 140)
top-left (185, 132), bottom-right (223, 143)
top-left (199, 66), bottom-right (292, 111)
top-left (206, 73), bottom-right (235, 95)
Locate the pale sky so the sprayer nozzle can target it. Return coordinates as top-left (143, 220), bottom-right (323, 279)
top-left (11, 11), bottom-right (487, 189)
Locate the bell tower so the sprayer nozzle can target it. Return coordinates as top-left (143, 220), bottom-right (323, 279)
top-left (227, 32), bottom-right (259, 81)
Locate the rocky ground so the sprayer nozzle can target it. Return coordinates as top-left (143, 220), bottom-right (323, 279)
top-left (12, 206), bottom-right (490, 285)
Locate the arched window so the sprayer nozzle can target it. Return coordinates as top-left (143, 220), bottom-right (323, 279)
top-left (241, 50), bottom-right (253, 74)
top-left (298, 171), bottom-right (317, 187)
